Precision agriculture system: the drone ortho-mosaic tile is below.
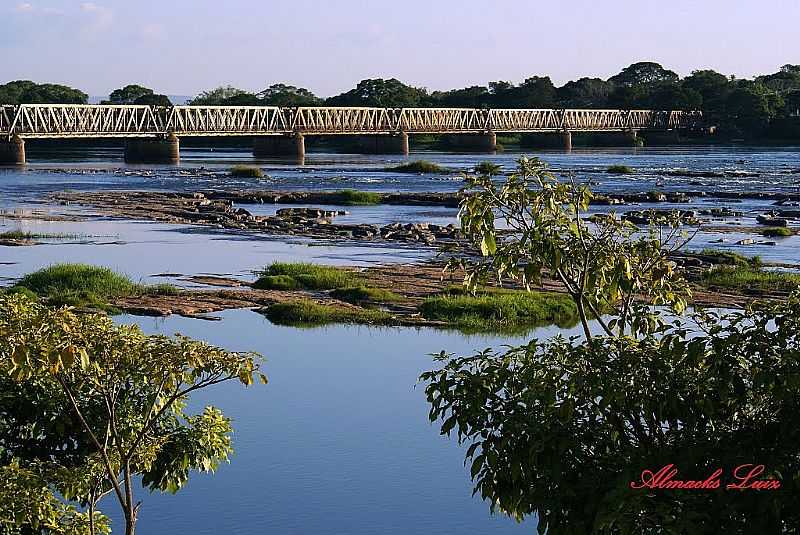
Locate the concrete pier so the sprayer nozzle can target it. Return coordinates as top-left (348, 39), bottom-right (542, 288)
top-left (357, 133), bottom-right (409, 154)
top-left (0, 136), bottom-right (25, 165)
top-left (561, 130), bottom-right (572, 151)
top-left (253, 134), bottom-right (305, 158)
top-left (124, 134), bottom-right (180, 164)
top-left (450, 132), bottom-right (496, 152)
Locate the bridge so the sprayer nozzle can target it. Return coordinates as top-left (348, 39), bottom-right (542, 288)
top-left (0, 105), bottom-right (703, 164)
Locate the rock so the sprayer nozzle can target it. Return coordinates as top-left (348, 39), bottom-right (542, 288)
top-left (756, 214), bottom-right (788, 227)
top-left (737, 239), bottom-right (756, 245)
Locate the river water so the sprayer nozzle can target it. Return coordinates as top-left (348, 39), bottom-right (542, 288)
top-left (1, 145), bottom-right (800, 533)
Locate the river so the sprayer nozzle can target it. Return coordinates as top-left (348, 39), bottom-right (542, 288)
top-left (1, 145), bottom-right (799, 533)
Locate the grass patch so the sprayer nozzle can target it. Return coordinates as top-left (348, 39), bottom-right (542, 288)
top-left (0, 230), bottom-right (82, 240)
top-left (387, 160), bottom-right (449, 174)
top-left (333, 189), bottom-right (383, 206)
top-left (701, 266), bottom-right (800, 293)
top-left (15, 263), bottom-right (179, 310)
top-left (261, 299), bottom-right (393, 327)
top-left (698, 249), bottom-right (761, 268)
top-left (420, 286), bottom-right (579, 333)
top-left (761, 227), bottom-right (794, 237)
top-left (607, 165), bottom-right (635, 174)
top-left (229, 165), bottom-right (264, 178)
top-left (474, 161), bottom-right (503, 176)
top-left (254, 262), bottom-right (361, 291)
top-left (330, 286), bottom-right (406, 305)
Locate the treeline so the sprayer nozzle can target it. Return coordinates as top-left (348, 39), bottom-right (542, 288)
top-left (2, 62), bottom-right (800, 139)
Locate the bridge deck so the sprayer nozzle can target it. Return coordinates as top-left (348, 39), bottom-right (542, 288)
top-left (1, 105), bottom-right (702, 139)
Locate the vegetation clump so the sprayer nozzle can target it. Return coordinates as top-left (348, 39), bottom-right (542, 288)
top-left (254, 262), bottom-right (361, 290)
top-left (330, 286), bottom-right (405, 305)
top-left (606, 164), bottom-right (635, 174)
top-left (474, 161), bottom-right (503, 176)
top-left (420, 287), bottom-right (578, 332)
top-left (262, 299), bottom-right (392, 327)
top-left (14, 263), bottom-right (178, 310)
top-left (333, 189), bottom-right (382, 205)
top-left (698, 248), bottom-right (761, 268)
top-left (762, 226), bottom-right (794, 237)
top-left (0, 230), bottom-right (82, 241)
top-left (387, 160), bottom-right (449, 174)
top-left (701, 265), bottom-right (800, 293)
top-left (229, 165), bottom-right (264, 178)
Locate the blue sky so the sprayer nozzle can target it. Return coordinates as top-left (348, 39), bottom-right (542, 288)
top-left (2, 0), bottom-right (798, 97)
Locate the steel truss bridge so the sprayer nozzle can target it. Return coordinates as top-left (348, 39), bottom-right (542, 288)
top-left (1, 105), bottom-right (702, 139)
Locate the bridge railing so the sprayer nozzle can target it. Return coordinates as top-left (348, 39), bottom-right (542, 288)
top-left (1, 104), bottom-right (704, 138)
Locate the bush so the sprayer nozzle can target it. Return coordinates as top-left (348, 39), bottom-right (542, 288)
top-left (474, 161), bottom-right (503, 176)
top-left (387, 160), bottom-right (449, 174)
top-left (261, 299), bottom-right (392, 327)
top-left (606, 164), bottom-right (634, 174)
top-left (229, 165), bottom-right (264, 178)
top-left (698, 248), bottom-right (761, 268)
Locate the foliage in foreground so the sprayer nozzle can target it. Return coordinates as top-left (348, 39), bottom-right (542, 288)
top-left (421, 158), bottom-right (799, 532)
top-left (14, 264), bottom-right (178, 310)
top-left (0, 294), bottom-right (265, 535)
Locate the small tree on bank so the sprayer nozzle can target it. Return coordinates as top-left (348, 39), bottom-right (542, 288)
top-left (422, 158), bottom-right (799, 533)
top-left (0, 295), bottom-right (266, 535)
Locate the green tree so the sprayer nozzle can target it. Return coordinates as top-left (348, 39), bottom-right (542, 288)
top-left (421, 159), bottom-right (800, 532)
top-left (608, 61), bottom-right (679, 87)
top-left (0, 80), bottom-right (88, 105)
top-left (0, 294), bottom-right (266, 535)
top-left (430, 85), bottom-right (491, 107)
top-left (104, 84), bottom-right (154, 105)
top-left (557, 77), bottom-right (614, 108)
top-left (258, 83), bottom-right (322, 106)
top-left (189, 86), bottom-right (257, 105)
top-left (326, 78), bottom-right (429, 107)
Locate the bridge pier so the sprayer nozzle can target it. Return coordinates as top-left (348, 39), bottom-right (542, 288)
top-left (124, 134), bottom-right (180, 164)
top-left (254, 134), bottom-right (305, 159)
top-left (0, 136), bottom-right (25, 165)
top-left (561, 131), bottom-right (572, 152)
top-left (449, 132), bottom-right (496, 152)
top-left (357, 133), bottom-right (409, 154)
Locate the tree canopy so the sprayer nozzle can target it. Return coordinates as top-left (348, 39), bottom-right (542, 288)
top-left (0, 80), bottom-right (87, 105)
top-left (0, 294), bottom-right (265, 535)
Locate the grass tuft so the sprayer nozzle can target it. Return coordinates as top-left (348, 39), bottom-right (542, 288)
top-left (420, 286), bottom-right (578, 333)
top-left (387, 160), bottom-right (449, 174)
top-left (761, 227), bottom-right (794, 237)
top-left (262, 299), bottom-right (392, 327)
top-left (15, 263), bottom-right (179, 310)
top-left (254, 262), bottom-right (360, 291)
top-left (698, 249), bottom-right (761, 268)
top-left (607, 165), bottom-right (635, 174)
top-left (701, 266), bottom-right (800, 293)
top-left (330, 286), bottom-right (405, 305)
top-left (333, 189), bottom-right (382, 206)
top-left (229, 165), bottom-right (264, 178)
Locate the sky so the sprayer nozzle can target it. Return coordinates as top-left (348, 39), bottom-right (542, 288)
top-left (1, 0), bottom-right (799, 98)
